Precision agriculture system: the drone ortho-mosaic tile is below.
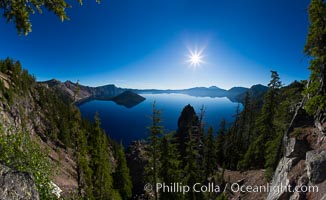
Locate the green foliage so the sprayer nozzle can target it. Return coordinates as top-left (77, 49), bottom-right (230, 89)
top-left (34, 83), bottom-right (73, 145)
top-left (184, 131), bottom-right (203, 200)
top-left (204, 126), bottom-right (217, 179)
top-left (225, 104), bottom-right (243, 170)
top-left (0, 58), bottom-right (134, 199)
top-left (290, 128), bottom-right (305, 137)
top-left (145, 102), bottom-right (164, 200)
top-left (216, 119), bottom-right (226, 166)
top-left (113, 142), bottom-right (133, 200)
top-left (0, 127), bottom-right (56, 199)
top-left (0, 58), bottom-right (76, 145)
top-left (233, 75), bottom-right (306, 178)
top-left (0, 0), bottom-right (101, 35)
top-left (111, 190), bottom-right (123, 200)
top-left (0, 58), bottom-right (36, 93)
top-left (159, 133), bottom-right (183, 200)
top-left (237, 134), bottom-right (265, 170)
top-left (239, 92), bottom-right (255, 152)
top-left (264, 132), bottom-right (282, 180)
top-left (216, 193), bottom-right (228, 200)
top-left (304, 0), bottom-right (326, 115)
top-left (70, 108), bottom-right (94, 199)
top-left (0, 58), bottom-right (36, 106)
top-left (239, 71), bottom-right (282, 169)
top-left (89, 113), bottom-right (114, 199)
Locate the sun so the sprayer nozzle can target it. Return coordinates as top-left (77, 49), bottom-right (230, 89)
top-left (187, 48), bottom-right (205, 69)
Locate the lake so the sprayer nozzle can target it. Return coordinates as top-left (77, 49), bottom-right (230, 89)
top-left (78, 93), bottom-right (240, 145)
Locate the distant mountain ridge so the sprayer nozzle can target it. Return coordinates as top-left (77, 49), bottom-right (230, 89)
top-left (133, 84), bottom-right (268, 103)
top-left (41, 79), bottom-right (268, 105)
top-left (234, 84), bottom-right (269, 103)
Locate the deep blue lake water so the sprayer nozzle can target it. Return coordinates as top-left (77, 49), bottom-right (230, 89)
top-left (78, 93), bottom-right (240, 145)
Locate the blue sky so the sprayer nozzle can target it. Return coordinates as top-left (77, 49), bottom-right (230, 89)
top-left (0, 0), bottom-right (310, 89)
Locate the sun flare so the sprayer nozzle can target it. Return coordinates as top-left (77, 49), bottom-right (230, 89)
top-left (187, 48), bottom-right (205, 69)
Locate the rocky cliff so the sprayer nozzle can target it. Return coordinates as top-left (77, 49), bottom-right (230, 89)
top-left (42, 79), bottom-right (125, 103)
top-left (0, 164), bottom-right (39, 200)
top-left (0, 73), bottom-right (80, 198)
top-left (267, 98), bottom-right (326, 200)
top-left (1, 60), bottom-right (121, 199)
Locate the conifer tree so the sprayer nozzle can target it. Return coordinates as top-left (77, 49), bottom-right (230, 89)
top-left (89, 113), bottom-right (115, 199)
top-left (216, 119), bottom-right (227, 166)
top-left (240, 92), bottom-right (254, 150)
top-left (159, 133), bottom-right (183, 200)
top-left (113, 142), bottom-right (133, 200)
top-left (303, 0), bottom-right (326, 115)
top-left (146, 102), bottom-right (163, 200)
top-left (1, 0), bottom-right (100, 35)
top-left (264, 82), bottom-right (304, 179)
top-left (71, 108), bottom-right (93, 199)
top-left (239, 71), bottom-right (282, 169)
top-left (203, 126), bottom-right (217, 180)
top-left (225, 104), bottom-right (242, 169)
top-left (184, 130), bottom-right (203, 200)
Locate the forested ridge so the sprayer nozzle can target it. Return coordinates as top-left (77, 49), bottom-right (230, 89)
top-left (0, 58), bottom-right (132, 200)
top-left (0, 0), bottom-right (325, 199)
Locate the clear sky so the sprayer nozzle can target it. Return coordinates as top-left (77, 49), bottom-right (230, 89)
top-left (0, 0), bottom-right (310, 89)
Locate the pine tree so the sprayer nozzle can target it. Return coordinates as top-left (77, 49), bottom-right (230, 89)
top-left (216, 119), bottom-right (226, 166)
top-left (240, 92), bottom-right (254, 150)
top-left (76, 129), bottom-right (94, 199)
top-left (71, 108), bottom-right (93, 199)
top-left (303, 0), bottom-right (326, 115)
top-left (159, 133), bottom-right (183, 200)
top-left (203, 126), bottom-right (217, 180)
top-left (184, 130), bottom-right (203, 200)
top-left (198, 105), bottom-right (206, 145)
top-left (146, 102), bottom-right (163, 200)
top-left (89, 113), bottom-right (115, 199)
top-left (113, 142), bottom-right (133, 200)
top-left (264, 82), bottom-right (304, 179)
top-left (239, 71), bottom-right (282, 169)
top-left (225, 104), bottom-right (242, 169)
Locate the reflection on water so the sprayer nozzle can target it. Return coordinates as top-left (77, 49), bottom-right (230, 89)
top-left (78, 93), bottom-right (241, 145)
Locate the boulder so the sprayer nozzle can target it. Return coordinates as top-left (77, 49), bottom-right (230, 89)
top-left (306, 150), bottom-right (326, 184)
top-left (285, 138), bottom-right (310, 159)
top-left (0, 164), bottom-right (39, 200)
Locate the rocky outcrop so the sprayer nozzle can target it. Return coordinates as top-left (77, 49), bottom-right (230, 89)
top-left (267, 157), bottom-right (298, 200)
top-left (0, 164), bottom-right (39, 200)
top-left (306, 150), bottom-right (326, 184)
top-left (267, 103), bottom-right (326, 200)
top-left (285, 137), bottom-right (310, 158)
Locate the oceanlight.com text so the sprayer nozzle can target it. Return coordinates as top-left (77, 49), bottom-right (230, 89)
top-left (143, 182), bottom-right (319, 194)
